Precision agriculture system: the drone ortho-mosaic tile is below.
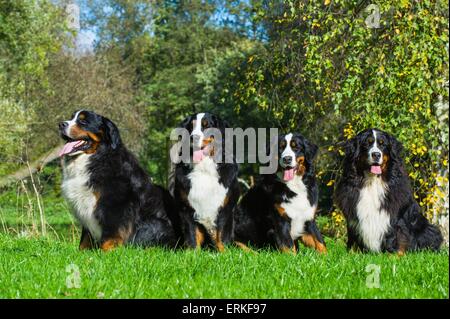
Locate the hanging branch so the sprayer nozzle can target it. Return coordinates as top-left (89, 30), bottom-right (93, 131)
top-left (0, 145), bottom-right (62, 189)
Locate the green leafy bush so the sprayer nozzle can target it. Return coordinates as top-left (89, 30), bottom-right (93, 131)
top-left (223, 0), bottom-right (449, 227)
top-left (0, 99), bottom-right (35, 175)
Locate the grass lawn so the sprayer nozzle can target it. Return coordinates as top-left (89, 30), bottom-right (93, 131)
top-left (0, 234), bottom-right (448, 299)
top-left (0, 189), bottom-right (448, 299)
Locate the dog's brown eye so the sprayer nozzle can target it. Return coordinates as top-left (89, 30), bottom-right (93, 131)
top-left (202, 120), bottom-right (208, 127)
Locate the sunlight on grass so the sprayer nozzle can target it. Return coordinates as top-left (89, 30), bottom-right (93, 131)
top-left (0, 234), bottom-right (448, 299)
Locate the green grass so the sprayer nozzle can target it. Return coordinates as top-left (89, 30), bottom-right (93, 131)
top-left (0, 234), bottom-right (448, 299)
top-left (0, 189), bottom-right (448, 299)
top-left (0, 186), bottom-right (78, 239)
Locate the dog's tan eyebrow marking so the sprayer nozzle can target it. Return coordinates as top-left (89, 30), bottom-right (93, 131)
top-left (78, 113), bottom-right (86, 120)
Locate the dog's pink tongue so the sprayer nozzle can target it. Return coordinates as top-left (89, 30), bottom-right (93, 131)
top-left (193, 150), bottom-right (205, 163)
top-left (370, 165), bottom-right (382, 175)
top-left (283, 168), bottom-right (295, 182)
top-left (59, 141), bottom-right (82, 157)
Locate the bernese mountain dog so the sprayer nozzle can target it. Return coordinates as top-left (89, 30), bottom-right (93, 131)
top-left (173, 112), bottom-right (239, 251)
top-left (234, 133), bottom-right (327, 254)
top-left (59, 110), bottom-right (180, 251)
top-left (335, 128), bottom-right (443, 254)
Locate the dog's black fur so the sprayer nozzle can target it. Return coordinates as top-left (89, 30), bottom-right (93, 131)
top-left (234, 133), bottom-right (327, 253)
top-left (335, 128), bottom-right (442, 253)
top-left (59, 110), bottom-right (180, 250)
top-left (173, 112), bottom-right (239, 251)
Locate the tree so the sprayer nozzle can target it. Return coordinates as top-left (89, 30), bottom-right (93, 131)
top-left (141, 0), bottom-right (251, 184)
top-left (229, 0), bottom-right (449, 223)
top-left (0, 0), bottom-right (66, 97)
top-left (0, 0), bottom-right (66, 175)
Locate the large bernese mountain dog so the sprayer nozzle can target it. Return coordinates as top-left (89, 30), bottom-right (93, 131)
top-left (173, 112), bottom-right (239, 251)
top-left (234, 133), bottom-right (327, 254)
top-left (335, 128), bottom-right (443, 254)
top-left (59, 110), bottom-right (180, 251)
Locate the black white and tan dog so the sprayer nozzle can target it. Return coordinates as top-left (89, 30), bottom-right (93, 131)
top-left (173, 112), bottom-right (239, 251)
top-left (335, 128), bottom-right (443, 254)
top-left (234, 133), bottom-right (327, 254)
top-left (59, 110), bottom-right (180, 251)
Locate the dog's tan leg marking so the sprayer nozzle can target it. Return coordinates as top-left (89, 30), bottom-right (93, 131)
top-left (79, 231), bottom-right (95, 250)
top-left (280, 246), bottom-right (297, 255)
top-left (274, 204), bottom-right (288, 218)
top-left (300, 234), bottom-right (327, 254)
top-left (234, 241), bottom-right (257, 254)
top-left (195, 227), bottom-right (205, 249)
top-left (211, 230), bottom-right (225, 252)
top-left (100, 237), bottom-right (124, 251)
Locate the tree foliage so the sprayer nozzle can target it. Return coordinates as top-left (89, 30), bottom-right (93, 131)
top-left (0, 0), bottom-right (66, 95)
top-left (0, 0), bottom-right (66, 175)
top-left (0, 0), bottom-right (142, 176)
top-left (224, 0), bottom-right (449, 223)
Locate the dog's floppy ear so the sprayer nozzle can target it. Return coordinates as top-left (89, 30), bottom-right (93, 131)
top-left (102, 117), bottom-right (121, 150)
top-left (305, 139), bottom-right (319, 160)
top-left (344, 136), bottom-right (359, 161)
top-left (339, 136), bottom-right (360, 177)
top-left (179, 114), bottom-right (194, 130)
top-left (388, 134), bottom-right (404, 162)
top-left (211, 114), bottom-right (229, 132)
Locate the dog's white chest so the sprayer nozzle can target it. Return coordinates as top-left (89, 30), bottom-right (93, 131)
top-left (61, 154), bottom-right (102, 241)
top-left (281, 176), bottom-right (316, 240)
top-left (187, 157), bottom-right (228, 234)
top-left (356, 176), bottom-right (391, 252)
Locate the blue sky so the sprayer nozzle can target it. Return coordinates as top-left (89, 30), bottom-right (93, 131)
top-left (75, 30), bottom-right (96, 53)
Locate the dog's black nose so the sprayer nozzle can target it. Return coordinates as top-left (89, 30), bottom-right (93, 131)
top-left (59, 122), bottom-right (68, 130)
top-left (371, 152), bottom-right (381, 161)
top-left (282, 156), bottom-right (293, 165)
